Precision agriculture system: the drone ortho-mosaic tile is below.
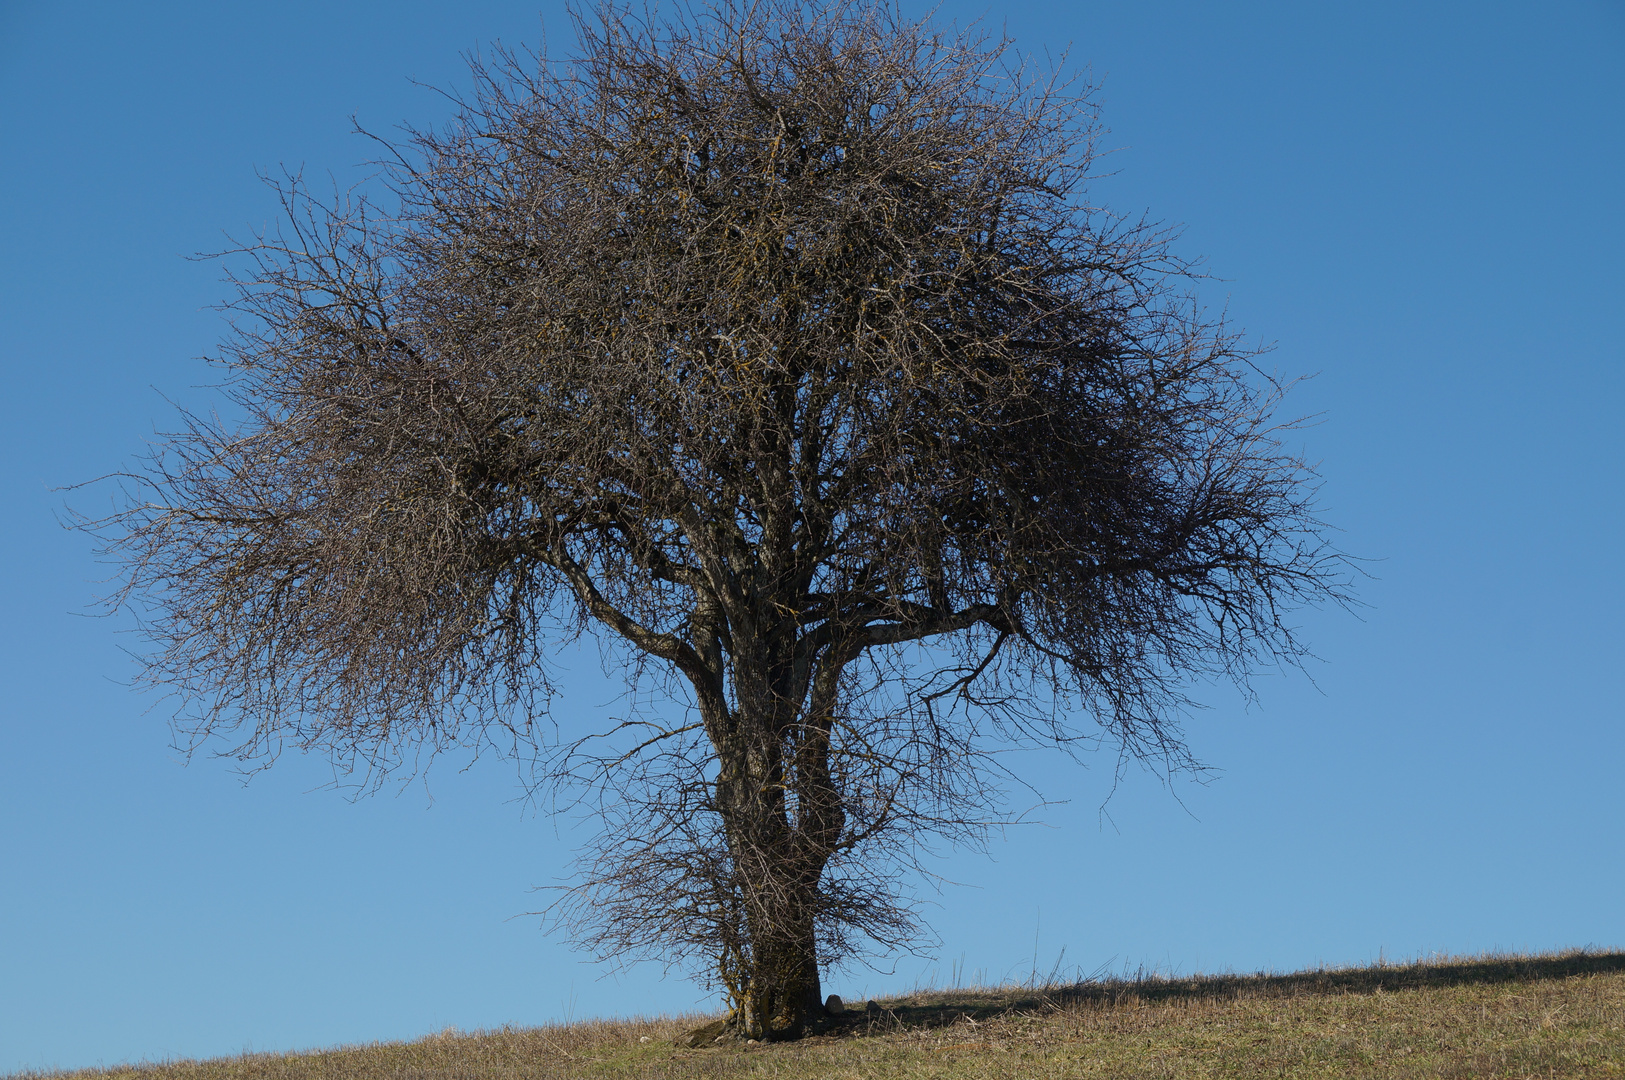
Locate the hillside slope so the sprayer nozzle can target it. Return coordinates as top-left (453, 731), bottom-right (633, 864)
top-left (15, 950), bottom-right (1624, 1079)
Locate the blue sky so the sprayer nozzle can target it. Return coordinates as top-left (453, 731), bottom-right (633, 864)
top-left (2, 1), bottom-right (1621, 1072)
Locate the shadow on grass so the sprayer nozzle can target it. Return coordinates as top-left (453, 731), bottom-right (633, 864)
top-left (839, 948), bottom-right (1625, 1035)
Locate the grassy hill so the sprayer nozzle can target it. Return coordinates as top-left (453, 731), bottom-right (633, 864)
top-left (14, 950), bottom-right (1624, 1079)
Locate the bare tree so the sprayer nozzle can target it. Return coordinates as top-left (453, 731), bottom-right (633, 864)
top-left (86, 0), bottom-right (1347, 1041)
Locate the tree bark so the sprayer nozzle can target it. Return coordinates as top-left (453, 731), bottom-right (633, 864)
top-left (737, 905), bottom-right (823, 1039)
top-left (705, 641), bottom-right (835, 1040)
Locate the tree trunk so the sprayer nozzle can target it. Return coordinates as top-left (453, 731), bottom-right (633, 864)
top-left (736, 910), bottom-right (823, 1040)
top-left (708, 694), bottom-right (829, 1040)
top-left (713, 765), bottom-right (828, 1039)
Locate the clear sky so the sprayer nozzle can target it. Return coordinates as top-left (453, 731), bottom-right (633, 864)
top-left (2, 1), bottom-right (1621, 1072)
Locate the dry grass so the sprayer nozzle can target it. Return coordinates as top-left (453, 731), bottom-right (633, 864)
top-left (16, 949), bottom-right (1625, 1079)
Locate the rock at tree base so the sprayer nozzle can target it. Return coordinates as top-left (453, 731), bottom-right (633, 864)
top-left (675, 1019), bottom-right (728, 1048)
top-left (825, 994), bottom-right (846, 1015)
